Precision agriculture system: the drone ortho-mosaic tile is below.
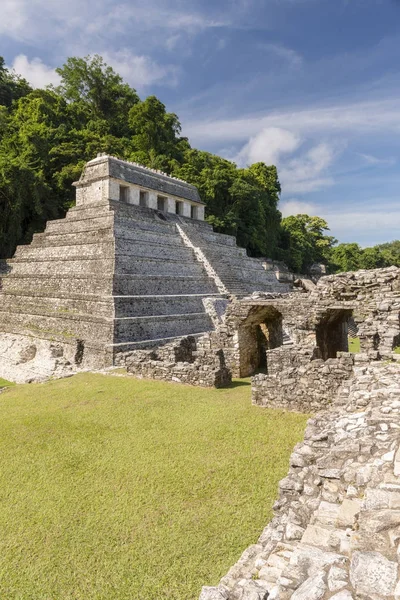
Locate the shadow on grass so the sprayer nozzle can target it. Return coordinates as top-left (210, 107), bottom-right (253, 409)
top-left (228, 379), bottom-right (251, 388)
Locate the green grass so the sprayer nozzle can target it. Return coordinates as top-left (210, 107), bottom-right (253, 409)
top-left (348, 337), bottom-right (361, 353)
top-left (0, 373), bottom-right (307, 600)
top-left (394, 346), bottom-right (400, 355)
top-left (0, 377), bottom-right (14, 388)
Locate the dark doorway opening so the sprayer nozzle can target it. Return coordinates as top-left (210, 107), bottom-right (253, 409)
top-left (238, 306), bottom-right (283, 377)
top-left (316, 309), bottom-right (352, 360)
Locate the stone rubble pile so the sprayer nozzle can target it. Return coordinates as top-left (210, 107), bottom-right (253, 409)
top-left (200, 361), bottom-right (400, 600)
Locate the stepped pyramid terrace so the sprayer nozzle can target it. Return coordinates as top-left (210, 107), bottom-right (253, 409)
top-left (0, 154), bottom-right (288, 382)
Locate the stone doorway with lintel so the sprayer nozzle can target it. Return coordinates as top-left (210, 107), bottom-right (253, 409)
top-left (237, 305), bottom-right (283, 377)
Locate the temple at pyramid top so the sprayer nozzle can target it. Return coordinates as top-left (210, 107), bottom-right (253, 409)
top-left (73, 153), bottom-right (205, 220)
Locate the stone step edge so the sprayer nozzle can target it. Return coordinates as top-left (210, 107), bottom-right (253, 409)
top-left (30, 232), bottom-right (184, 249)
top-left (0, 309), bottom-right (212, 324)
top-left (0, 308), bottom-right (111, 325)
top-left (115, 312), bottom-right (211, 323)
top-left (3, 273), bottom-right (213, 281)
top-left (108, 332), bottom-right (210, 349)
top-left (0, 292), bottom-right (223, 303)
top-left (8, 254), bottom-right (203, 266)
top-left (112, 293), bottom-right (224, 299)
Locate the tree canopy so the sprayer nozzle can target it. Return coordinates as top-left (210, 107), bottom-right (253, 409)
top-left (0, 53), bottom-right (398, 275)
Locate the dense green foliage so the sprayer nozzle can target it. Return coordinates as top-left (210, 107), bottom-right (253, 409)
top-left (0, 54), bottom-right (399, 273)
top-left (0, 55), bottom-right (281, 261)
top-left (329, 240), bottom-right (400, 273)
top-left (0, 373), bottom-right (307, 599)
top-left (278, 214), bottom-right (336, 273)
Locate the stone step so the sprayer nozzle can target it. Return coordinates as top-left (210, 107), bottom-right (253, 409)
top-left (64, 203), bottom-right (114, 221)
top-left (45, 215), bottom-right (114, 235)
top-left (114, 294), bottom-right (221, 317)
top-left (115, 256), bottom-right (206, 277)
top-left (14, 242), bottom-right (115, 261)
top-left (14, 239), bottom-right (194, 263)
top-left (0, 294), bottom-right (113, 319)
top-left (2, 274), bottom-right (113, 297)
top-left (197, 244), bottom-right (248, 258)
top-left (114, 240), bottom-right (193, 261)
top-left (7, 257), bottom-right (115, 276)
top-left (31, 228), bottom-right (114, 248)
top-left (114, 214), bottom-right (177, 235)
top-left (109, 332), bottom-right (209, 352)
top-left (184, 228), bottom-right (237, 247)
top-left (0, 309), bottom-right (113, 343)
top-left (115, 312), bottom-right (213, 342)
top-left (114, 275), bottom-right (218, 296)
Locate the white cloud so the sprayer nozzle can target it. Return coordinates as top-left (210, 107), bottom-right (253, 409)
top-left (236, 127), bottom-right (301, 166)
top-left (235, 130), bottom-right (336, 195)
top-left (102, 50), bottom-right (180, 89)
top-left (261, 43), bottom-right (303, 68)
top-left (279, 142), bottom-right (336, 194)
top-left (10, 54), bottom-right (61, 88)
top-left (184, 98), bottom-right (400, 144)
top-left (358, 153), bottom-right (396, 167)
top-left (280, 199), bottom-right (319, 217)
top-left (326, 207), bottom-right (400, 233)
top-left (1, 0), bottom-right (231, 45)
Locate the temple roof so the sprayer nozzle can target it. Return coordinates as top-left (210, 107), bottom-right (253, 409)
top-left (77, 154), bottom-right (204, 204)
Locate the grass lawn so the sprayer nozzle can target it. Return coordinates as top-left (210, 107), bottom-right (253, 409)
top-left (0, 377), bottom-right (14, 388)
top-left (348, 337), bottom-right (361, 353)
top-left (0, 373), bottom-right (307, 600)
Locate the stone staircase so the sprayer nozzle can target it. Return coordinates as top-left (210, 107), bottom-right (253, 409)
top-left (0, 200), bottom-right (289, 368)
top-left (0, 201), bottom-right (221, 365)
top-left (176, 219), bottom-right (290, 296)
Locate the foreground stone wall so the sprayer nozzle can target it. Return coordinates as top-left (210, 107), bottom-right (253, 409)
top-left (252, 350), bottom-right (355, 413)
top-left (200, 361), bottom-right (400, 600)
top-left (124, 335), bottom-right (232, 388)
top-left (311, 267), bottom-right (400, 359)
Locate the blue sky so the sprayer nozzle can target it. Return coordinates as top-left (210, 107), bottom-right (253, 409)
top-left (2, 0), bottom-right (400, 246)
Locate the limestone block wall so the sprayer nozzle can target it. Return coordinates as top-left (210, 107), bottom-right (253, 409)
top-left (311, 267), bottom-right (400, 358)
top-left (252, 349), bottom-right (355, 413)
top-left (200, 361), bottom-right (400, 600)
top-left (124, 335), bottom-right (231, 388)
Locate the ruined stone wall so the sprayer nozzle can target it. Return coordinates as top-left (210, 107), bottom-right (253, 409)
top-left (200, 361), bottom-right (400, 600)
top-left (252, 350), bottom-right (355, 413)
top-left (312, 267), bottom-right (400, 358)
top-left (123, 334), bottom-right (231, 388)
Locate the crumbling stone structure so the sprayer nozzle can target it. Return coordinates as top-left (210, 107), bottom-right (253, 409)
top-left (0, 155), bottom-right (288, 382)
top-left (200, 360), bottom-right (400, 600)
top-left (250, 267), bottom-right (400, 412)
top-left (199, 267), bottom-right (400, 600)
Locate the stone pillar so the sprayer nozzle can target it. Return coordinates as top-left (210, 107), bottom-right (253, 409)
top-left (148, 192), bottom-right (158, 210)
top-left (182, 202), bottom-right (191, 218)
top-left (129, 187), bottom-right (140, 205)
top-left (167, 197), bottom-right (175, 214)
top-left (197, 205), bottom-right (205, 221)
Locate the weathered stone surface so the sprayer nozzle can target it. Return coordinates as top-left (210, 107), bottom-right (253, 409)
top-left (327, 565), bottom-right (348, 592)
top-left (336, 499), bottom-right (361, 527)
top-left (350, 551), bottom-right (397, 596)
top-left (290, 570), bottom-right (326, 600)
top-left (329, 591), bottom-right (354, 600)
top-left (199, 587), bottom-right (230, 600)
top-left (199, 361), bottom-right (400, 600)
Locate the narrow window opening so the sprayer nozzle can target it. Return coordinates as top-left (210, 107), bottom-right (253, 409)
top-left (119, 185), bottom-right (129, 203)
top-left (157, 195), bottom-right (167, 211)
top-left (139, 190), bottom-right (148, 207)
top-left (191, 205), bottom-right (198, 219)
top-left (75, 339), bottom-right (85, 366)
top-left (175, 201), bottom-right (183, 215)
